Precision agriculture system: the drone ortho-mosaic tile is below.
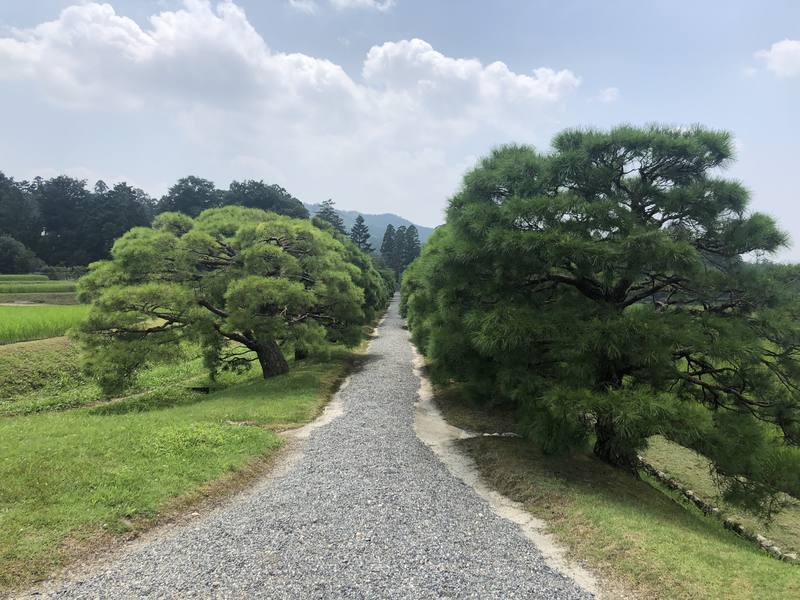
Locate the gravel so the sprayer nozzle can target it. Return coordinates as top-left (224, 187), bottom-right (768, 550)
top-left (31, 299), bottom-right (591, 599)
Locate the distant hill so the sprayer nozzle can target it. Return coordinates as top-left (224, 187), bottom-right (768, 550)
top-left (304, 203), bottom-right (435, 249)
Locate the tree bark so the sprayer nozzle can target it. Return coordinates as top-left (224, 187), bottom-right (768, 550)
top-left (256, 340), bottom-right (289, 378)
top-left (593, 414), bottom-right (640, 475)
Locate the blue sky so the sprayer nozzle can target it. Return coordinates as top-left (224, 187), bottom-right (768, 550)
top-left (0, 1), bottom-right (798, 258)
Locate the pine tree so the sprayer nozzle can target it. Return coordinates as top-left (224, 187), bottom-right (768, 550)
top-left (315, 199), bottom-right (346, 235)
top-left (402, 125), bottom-right (800, 515)
top-left (380, 224), bottom-right (396, 257)
top-left (402, 225), bottom-right (421, 266)
top-left (350, 215), bottom-right (372, 252)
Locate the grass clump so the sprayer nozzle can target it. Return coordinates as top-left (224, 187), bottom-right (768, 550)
top-left (0, 304), bottom-right (90, 344)
top-left (0, 338), bottom-right (208, 416)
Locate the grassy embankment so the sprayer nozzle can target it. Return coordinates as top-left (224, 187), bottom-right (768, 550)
top-left (0, 332), bottom-right (365, 593)
top-left (436, 389), bottom-right (800, 600)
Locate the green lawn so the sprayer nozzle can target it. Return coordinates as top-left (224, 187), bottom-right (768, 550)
top-left (0, 304), bottom-right (90, 344)
top-left (436, 392), bottom-right (799, 600)
top-left (0, 344), bottom-right (357, 593)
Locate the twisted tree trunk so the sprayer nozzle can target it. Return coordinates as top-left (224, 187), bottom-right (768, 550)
top-left (256, 340), bottom-right (289, 378)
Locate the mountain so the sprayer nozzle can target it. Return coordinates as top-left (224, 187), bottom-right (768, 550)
top-left (304, 203), bottom-right (435, 249)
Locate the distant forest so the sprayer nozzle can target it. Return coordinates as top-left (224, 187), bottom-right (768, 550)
top-left (0, 173), bottom-right (420, 277)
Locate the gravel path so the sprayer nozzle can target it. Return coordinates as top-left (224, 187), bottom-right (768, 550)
top-left (32, 299), bottom-right (591, 599)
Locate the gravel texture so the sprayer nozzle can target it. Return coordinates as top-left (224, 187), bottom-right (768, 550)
top-left (31, 299), bottom-right (591, 599)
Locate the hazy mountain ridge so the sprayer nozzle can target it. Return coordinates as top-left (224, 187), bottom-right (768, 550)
top-left (304, 202), bottom-right (435, 247)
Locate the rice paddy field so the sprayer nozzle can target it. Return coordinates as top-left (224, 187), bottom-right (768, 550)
top-left (0, 305), bottom-right (90, 344)
top-left (0, 281), bottom-right (76, 294)
top-left (0, 275), bottom-right (49, 282)
top-left (0, 275), bottom-right (79, 305)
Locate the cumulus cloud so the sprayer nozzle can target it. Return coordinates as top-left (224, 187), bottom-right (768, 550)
top-left (756, 39), bottom-right (800, 78)
top-left (0, 1), bottom-right (583, 223)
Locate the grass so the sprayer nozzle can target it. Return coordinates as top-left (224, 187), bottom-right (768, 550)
top-left (0, 275), bottom-right (49, 282)
top-left (0, 347), bottom-right (357, 593)
top-left (0, 304), bottom-right (90, 344)
top-left (0, 292), bottom-right (78, 305)
top-left (436, 391), bottom-right (800, 600)
top-left (0, 338), bottom-right (209, 416)
top-left (644, 436), bottom-right (800, 555)
top-left (0, 281), bottom-right (76, 294)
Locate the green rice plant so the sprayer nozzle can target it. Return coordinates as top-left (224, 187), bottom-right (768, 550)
top-left (0, 274), bottom-right (49, 282)
top-left (0, 292), bottom-right (78, 305)
top-left (0, 281), bottom-right (76, 294)
top-left (0, 305), bottom-right (90, 344)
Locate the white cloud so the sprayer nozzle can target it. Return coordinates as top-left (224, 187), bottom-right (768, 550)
top-left (288, 0), bottom-right (318, 14)
top-left (330, 0), bottom-right (395, 10)
top-left (756, 39), bottom-right (800, 78)
top-left (593, 86), bottom-right (619, 103)
top-left (288, 0), bottom-right (394, 13)
top-left (0, 1), bottom-right (583, 224)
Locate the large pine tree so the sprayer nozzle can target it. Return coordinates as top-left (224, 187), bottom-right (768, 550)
top-left (402, 125), bottom-right (800, 514)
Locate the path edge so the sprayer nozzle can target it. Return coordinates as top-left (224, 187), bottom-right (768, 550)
top-left (410, 344), bottom-right (603, 598)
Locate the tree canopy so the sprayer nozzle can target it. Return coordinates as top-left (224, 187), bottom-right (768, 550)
top-left (78, 206), bottom-right (389, 391)
top-left (0, 171), bottom-right (317, 269)
top-left (0, 235), bottom-right (43, 274)
top-left (380, 223), bottom-right (420, 277)
top-left (314, 199), bottom-right (347, 235)
top-left (402, 125), bottom-right (800, 514)
top-left (222, 180), bottom-right (308, 219)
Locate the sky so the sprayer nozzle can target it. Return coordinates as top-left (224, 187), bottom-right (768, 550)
top-left (0, 1), bottom-right (798, 258)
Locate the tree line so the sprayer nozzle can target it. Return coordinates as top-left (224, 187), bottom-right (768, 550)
top-left (0, 173), bottom-right (309, 272)
top-left (401, 125), bottom-right (800, 517)
top-left (0, 173), bottom-right (422, 281)
top-left (312, 198), bottom-right (421, 283)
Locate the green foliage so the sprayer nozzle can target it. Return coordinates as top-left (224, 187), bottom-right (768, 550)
top-left (0, 235), bottom-right (43, 274)
top-left (222, 180), bottom-right (309, 219)
top-left (314, 199), bottom-right (347, 235)
top-left (156, 176), bottom-right (219, 217)
top-left (78, 206), bottom-right (382, 390)
top-left (380, 223), bottom-right (421, 277)
top-left (403, 125), bottom-right (800, 514)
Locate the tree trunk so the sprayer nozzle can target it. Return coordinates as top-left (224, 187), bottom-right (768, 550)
top-left (256, 341), bottom-right (289, 378)
top-left (593, 414), bottom-right (640, 475)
